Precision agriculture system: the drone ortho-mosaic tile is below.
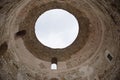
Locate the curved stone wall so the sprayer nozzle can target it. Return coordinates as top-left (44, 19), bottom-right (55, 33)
top-left (0, 0), bottom-right (120, 80)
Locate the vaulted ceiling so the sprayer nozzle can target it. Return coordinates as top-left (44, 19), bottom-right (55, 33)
top-left (0, 0), bottom-right (120, 80)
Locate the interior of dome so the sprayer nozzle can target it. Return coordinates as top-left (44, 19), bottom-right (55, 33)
top-left (0, 0), bottom-right (120, 80)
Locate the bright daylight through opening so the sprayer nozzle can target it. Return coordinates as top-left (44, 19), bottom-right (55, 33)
top-left (35, 9), bottom-right (79, 49)
top-left (51, 63), bottom-right (57, 70)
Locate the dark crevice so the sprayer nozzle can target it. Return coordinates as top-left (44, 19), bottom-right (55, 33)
top-left (110, 14), bottom-right (117, 24)
top-left (0, 6), bottom-right (3, 10)
top-left (111, 0), bottom-right (120, 14)
top-left (15, 30), bottom-right (26, 38)
top-left (51, 57), bottom-right (57, 64)
top-left (107, 54), bottom-right (113, 61)
top-left (0, 42), bottom-right (8, 56)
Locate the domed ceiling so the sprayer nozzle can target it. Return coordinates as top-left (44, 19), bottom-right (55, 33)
top-left (0, 0), bottom-right (120, 80)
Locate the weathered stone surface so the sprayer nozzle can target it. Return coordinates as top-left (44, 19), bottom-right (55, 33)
top-left (0, 0), bottom-right (120, 80)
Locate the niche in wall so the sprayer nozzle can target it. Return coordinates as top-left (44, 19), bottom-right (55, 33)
top-left (0, 42), bottom-right (8, 56)
top-left (15, 30), bottom-right (26, 38)
top-left (107, 54), bottom-right (113, 61)
top-left (105, 50), bottom-right (113, 63)
top-left (51, 57), bottom-right (57, 70)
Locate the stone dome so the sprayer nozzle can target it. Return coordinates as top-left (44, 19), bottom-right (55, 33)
top-left (0, 0), bottom-right (120, 80)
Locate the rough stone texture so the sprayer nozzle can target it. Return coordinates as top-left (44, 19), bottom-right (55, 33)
top-left (0, 0), bottom-right (120, 80)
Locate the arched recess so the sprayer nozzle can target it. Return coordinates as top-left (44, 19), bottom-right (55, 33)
top-left (0, 42), bottom-right (8, 56)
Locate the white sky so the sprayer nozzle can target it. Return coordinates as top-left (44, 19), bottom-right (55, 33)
top-left (35, 9), bottom-right (79, 49)
top-left (51, 63), bottom-right (57, 70)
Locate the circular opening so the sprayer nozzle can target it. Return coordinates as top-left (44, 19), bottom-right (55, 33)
top-left (35, 9), bottom-right (79, 49)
